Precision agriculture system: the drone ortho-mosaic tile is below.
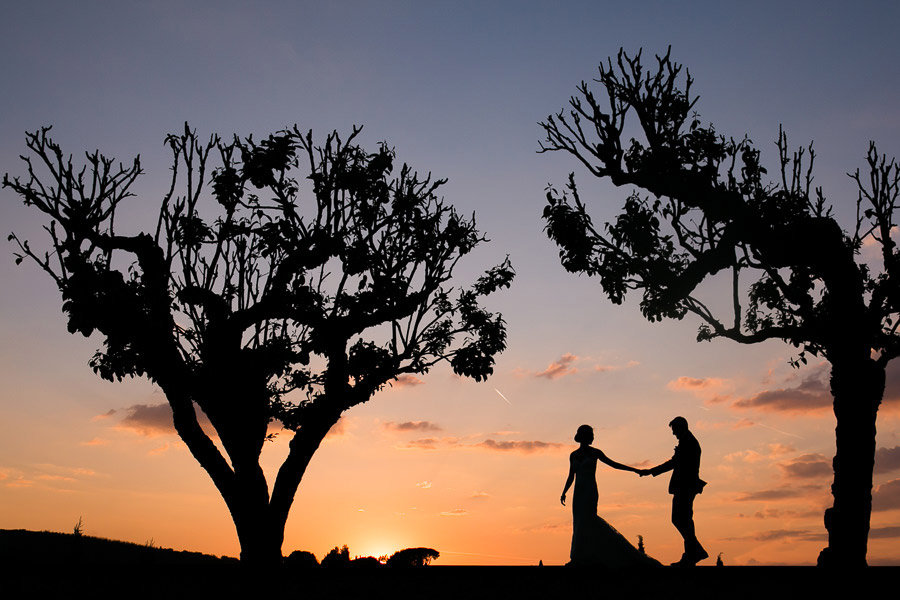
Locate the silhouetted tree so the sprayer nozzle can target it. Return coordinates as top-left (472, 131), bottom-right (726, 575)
top-left (385, 547), bottom-right (439, 567)
top-left (4, 125), bottom-right (513, 566)
top-left (539, 48), bottom-right (899, 567)
top-left (321, 545), bottom-right (350, 567)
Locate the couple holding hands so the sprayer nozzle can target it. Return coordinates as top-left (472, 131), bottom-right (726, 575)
top-left (561, 417), bottom-right (708, 567)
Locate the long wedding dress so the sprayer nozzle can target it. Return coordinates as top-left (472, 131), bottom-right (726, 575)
top-left (569, 447), bottom-right (660, 567)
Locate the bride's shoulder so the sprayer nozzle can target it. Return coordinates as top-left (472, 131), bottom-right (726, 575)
top-left (571, 446), bottom-right (602, 460)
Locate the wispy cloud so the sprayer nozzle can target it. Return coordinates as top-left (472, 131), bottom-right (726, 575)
top-left (875, 446), bottom-right (900, 474)
top-left (79, 438), bottom-right (110, 447)
top-left (724, 443), bottom-right (798, 464)
top-left (667, 375), bottom-right (735, 407)
top-left (593, 360), bottom-right (640, 373)
top-left (515, 522), bottom-right (569, 533)
top-left (778, 454), bottom-right (832, 479)
top-left (115, 403), bottom-right (178, 437)
top-left (737, 508), bottom-right (820, 520)
top-left (724, 529), bottom-right (826, 542)
top-left (325, 417), bottom-right (348, 439)
top-left (399, 436), bottom-right (562, 454)
top-left (734, 486), bottom-right (812, 501)
top-left (516, 354), bottom-right (637, 380)
top-left (391, 374), bottom-right (424, 388)
top-left (383, 421), bottom-right (442, 433)
top-left (0, 468), bottom-right (34, 488)
top-left (402, 438), bottom-right (458, 450)
top-left (731, 363), bottom-right (831, 415)
top-left (440, 508), bottom-right (468, 517)
top-left (91, 409), bottom-right (116, 421)
top-left (873, 478), bottom-right (900, 511)
top-left (471, 439), bottom-right (564, 453)
top-left (535, 353), bottom-right (578, 380)
top-left (2, 464), bottom-right (99, 490)
top-left (870, 526), bottom-right (900, 538)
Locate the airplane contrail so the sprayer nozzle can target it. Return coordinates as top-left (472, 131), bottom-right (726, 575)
top-left (494, 388), bottom-right (512, 405)
top-left (753, 420), bottom-right (805, 439)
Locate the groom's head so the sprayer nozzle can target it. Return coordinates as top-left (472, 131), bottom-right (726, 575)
top-left (669, 416), bottom-right (689, 439)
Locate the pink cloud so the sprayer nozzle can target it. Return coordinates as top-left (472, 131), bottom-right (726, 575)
top-left (593, 360), bottom-right (640, 373)
top-left (873, 478), bottom-right (900, 511)
top-left (731, 363), bottom-right (831, 415)
top-left (869, 526), bottom-right (900, 538)
top-left (778, 454), bottom-right (832, 479)
top-left (737, 508), bottom-right (820, 519)
top-left (875, 446), bottom-right (900, 474)
top-left (734, 486), bottom-right (814, 501)
top-left (473, 439), bottom-right (564, 453)
top-left (115, 403), bottom-right (178, 437)
top-left (324, 417), bottom-right (348, 438)
top-left (91, 409), bottom-right (116, 421)
top-left (383, 421), bottom-right (442, 433)
top-left (667, 376), bottom-right (733, 402)
top-left (392, 374), bottom-right (424, 387)
top-left (403, 438), bottom-right (446, 450)
top-left (736, 529), bottom-right (827, 542)
top-left (399, 436), bottom-right (562, 454)
top-left (535, 353), bottom-right (579, 380)
top-left (79, 438), bottom-right (110, 447)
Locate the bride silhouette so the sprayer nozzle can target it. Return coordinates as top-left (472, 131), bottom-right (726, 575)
top-left (561, 424), bottom-right (660, 567)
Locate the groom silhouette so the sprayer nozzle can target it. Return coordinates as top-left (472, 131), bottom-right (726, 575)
top-left (641, 416), bottom-right (708, 566)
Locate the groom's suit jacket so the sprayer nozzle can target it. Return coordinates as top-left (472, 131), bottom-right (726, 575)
top-left (649, 430), bottom-right (706, 495)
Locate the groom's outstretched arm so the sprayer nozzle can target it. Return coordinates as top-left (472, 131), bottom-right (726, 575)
top-left (647, 457), bottom-right (675, 477)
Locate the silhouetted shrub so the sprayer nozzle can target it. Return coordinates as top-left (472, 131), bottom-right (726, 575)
top-left (350, 556), bottom-right (381, 568)
top-left (321, 545), bottom-right (350, 567)
top-left (385, 547), bottom-right (439, 567)
top-left (284, 550), bottom-right (319, 568)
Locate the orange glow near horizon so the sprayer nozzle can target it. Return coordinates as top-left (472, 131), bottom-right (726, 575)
top-left (2, 359), bottom-right (898, 566)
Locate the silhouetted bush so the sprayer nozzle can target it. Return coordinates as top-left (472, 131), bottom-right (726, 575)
top-left (321, 545), bottom-right (350, 567)
top-left (284, 550), bottom-right (318, 568)
top-left (350, 556), bottom-right (381, 568)
top-left (385, 547), bottom-right (439, 567)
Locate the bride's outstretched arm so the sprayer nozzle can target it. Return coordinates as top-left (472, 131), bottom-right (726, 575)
top-left (596, 448), bottom-right (640, 473)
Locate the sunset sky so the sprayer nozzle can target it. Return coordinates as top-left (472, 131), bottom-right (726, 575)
top-left (2, 1), bottom-right (900, 566)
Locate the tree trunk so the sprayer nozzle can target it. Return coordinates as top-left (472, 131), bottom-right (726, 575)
top-left (228, 459), bottom-right (282, 567)
top-left (230, 501), bottom-right (284, 566)
top-left (818, 357), bottom-right (883, 567)
top-left (226, 413), bottom-right (341, 567)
